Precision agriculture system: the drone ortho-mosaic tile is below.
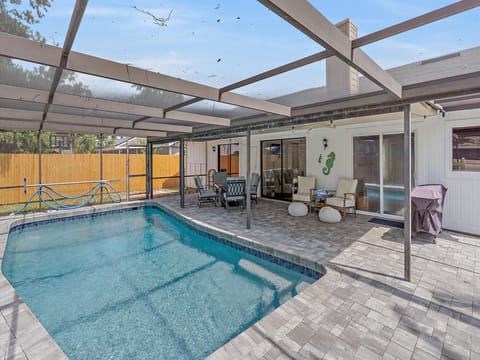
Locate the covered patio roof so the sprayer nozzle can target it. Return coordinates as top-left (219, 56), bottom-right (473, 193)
top-left (0, 0), bottom-right (479, 139)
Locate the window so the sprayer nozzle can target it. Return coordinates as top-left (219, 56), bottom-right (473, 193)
top-left (452, 126), bottom-right (480, 172)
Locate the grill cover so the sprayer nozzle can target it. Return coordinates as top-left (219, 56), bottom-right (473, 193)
top-left (411, 184), bottom-right (447, 237)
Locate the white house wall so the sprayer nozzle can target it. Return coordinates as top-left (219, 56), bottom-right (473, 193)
top-left (234, 110), bottom-right (479, 235)
top-left (423, 109), bottom-right (480, 235)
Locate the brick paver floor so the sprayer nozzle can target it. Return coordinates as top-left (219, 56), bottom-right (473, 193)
top-left (159, 195), bottom-right (480, 360)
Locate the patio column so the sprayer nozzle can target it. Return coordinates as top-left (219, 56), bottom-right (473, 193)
top-left (100, 134), bottom-right (103, 204)
top-left (37, 131), bottom-right (42, 210)
top-left (146, 141), bottom-right (153, 200)
top-left (246, 129), bottom-right (251, 229)
top-left (180, 138), bottom-right (185, 208)
top-left (126, 138), bottom-right (130, 202)
top-left (404, 104), bottom-right (412, 281)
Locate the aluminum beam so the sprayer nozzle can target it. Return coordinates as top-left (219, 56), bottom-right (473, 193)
top-left (354, 0), bottom-right (480, 48)
top-left (0, 85), bottom-right (228, 128)
top-left (258, 0), bottom-right (402, 98)
top-left (46, 113), bottom-right (184, 133)
top-left (0, 32), bottom-right (291, 116)
top-left (53, 92), bottom-right (165, 118)
top-left (0, 32), bottom-right (62, 66)
top-left (115, 128), bottom-right (167, 137)
top-left (0, 119), bottom-right (41, 130)
top-left (43, 122), bottom-right (113, 135)
top-left (0, 108), bottom-right (43, 121)
top-left (40, 0), bottom-right (89, 130)
top-left (221, 92), bottom-right (290, 116)
top-left (165, 110), bottom-right (230, 127)
top-left (158, 70), bottom-right (480, 142)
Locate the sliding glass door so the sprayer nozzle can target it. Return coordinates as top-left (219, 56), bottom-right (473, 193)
top-left (218, 143), bottom-right (239, 176)
top-left (261, 138), bottom-right (306, 200)
top-left (354, 133), bottom-right (414, 217)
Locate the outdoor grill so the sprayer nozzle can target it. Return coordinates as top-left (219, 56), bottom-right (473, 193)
top-left (411, 184), bottom-right (448, 243)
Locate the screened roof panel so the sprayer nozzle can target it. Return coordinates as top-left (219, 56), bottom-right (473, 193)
top-left (360, 10), bottom-right (480, 70)
top-left (1, 1), bottom-right (479, 138)
top-left (0, 57), bottom-right (54, 91)
top-left (57, 71), bottom-right (192, 108)
top-left (71, 0), bottom-right (324, 88)
top-left (178, 99), bottom-right (264, 119)
top-left (0, 0), bottom-right (75, 44)
top-left (233, 61), bottom-right (326, 104)
top-left (309, 1), bottom-right (462, 34)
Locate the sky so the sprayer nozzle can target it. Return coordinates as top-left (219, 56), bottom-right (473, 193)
top-left (25, 0), bottom-right (480, 102)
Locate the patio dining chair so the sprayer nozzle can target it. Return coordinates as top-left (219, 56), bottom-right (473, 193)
top-left (222, 178), bottom-right (246, 209)
top-left (194, 175), bottom-right (217, 208)
top-left (250, 172), bottom-right (260, 204)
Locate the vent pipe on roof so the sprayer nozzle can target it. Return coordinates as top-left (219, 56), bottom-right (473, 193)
top-left (326, 19), bottom-right (359, 98)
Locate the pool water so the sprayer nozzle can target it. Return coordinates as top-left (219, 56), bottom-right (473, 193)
top-left (3, 207), bottom-right (315, 359)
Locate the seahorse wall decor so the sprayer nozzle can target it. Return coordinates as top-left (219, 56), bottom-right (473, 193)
top-left (323, 151), bottom-right (336, 175)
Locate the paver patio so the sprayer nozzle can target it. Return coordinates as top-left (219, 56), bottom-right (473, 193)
top-left (0, 196), bottom-right (478, 359)
top-left (158, 195), bottom-right (480, 360)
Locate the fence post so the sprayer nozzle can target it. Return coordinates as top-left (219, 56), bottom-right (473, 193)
top-left (146, 142), bottom-right (153, 200)
top-left (180, 138), bottom-right (185, 208)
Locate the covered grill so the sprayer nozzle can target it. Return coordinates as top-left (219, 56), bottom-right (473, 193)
top-left (411, 184), bottom-right (448, 243)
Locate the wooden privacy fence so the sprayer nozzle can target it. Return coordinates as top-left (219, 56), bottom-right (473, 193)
top-left (0, 154), bottom-right (180, 205)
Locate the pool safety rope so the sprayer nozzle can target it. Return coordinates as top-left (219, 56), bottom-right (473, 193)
top-left (13, 181), bottom-right (122, 215)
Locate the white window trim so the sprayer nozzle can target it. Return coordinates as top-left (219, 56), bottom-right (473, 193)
top-left (445, 119), bottom-right (480, 180)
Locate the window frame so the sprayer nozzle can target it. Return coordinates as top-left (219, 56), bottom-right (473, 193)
top-left (446, 119), bottom-right (480, 179)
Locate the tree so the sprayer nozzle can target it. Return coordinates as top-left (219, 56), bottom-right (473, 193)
top-left (0, 1), bottom-right (112, 154)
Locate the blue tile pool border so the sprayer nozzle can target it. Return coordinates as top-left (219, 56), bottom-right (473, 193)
top-left (8, 203), bottom-right (323, 280)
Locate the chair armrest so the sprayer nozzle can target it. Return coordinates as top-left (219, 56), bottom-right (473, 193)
top-left (342, 192), bottom-right (357, 205)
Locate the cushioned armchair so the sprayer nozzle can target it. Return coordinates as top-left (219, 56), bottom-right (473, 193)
top-left (194, 175), bottom-right (217, 208)
top-left (292, 176), bottom-right (316, 207)
top-left (325, 178), bottom-right (358, 220)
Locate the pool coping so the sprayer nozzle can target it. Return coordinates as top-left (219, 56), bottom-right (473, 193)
top-left (0, 200), bottom-right (327, 359)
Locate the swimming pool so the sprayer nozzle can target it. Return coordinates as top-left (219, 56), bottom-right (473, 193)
top-left (3, 206), bottom-right (318, 359)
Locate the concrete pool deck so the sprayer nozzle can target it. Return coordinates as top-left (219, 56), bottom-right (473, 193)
top-left (0, 196), bottom-right (478, 359)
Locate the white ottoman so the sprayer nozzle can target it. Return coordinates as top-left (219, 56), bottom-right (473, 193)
top-left (318, 206), bottom-right (341, 223)
top-left (288, 202), bottom-right (309, 217)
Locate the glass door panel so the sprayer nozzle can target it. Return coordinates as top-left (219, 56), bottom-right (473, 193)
top-left (218, 143), bottom-right (239, 176)
top-left (383, 134), bottom-right (415, 216)
top-left (353, 133), bottom-right (415, 217)
top-left (261, 138), bottom-right (306, 200)
top-left (282, 139), bottom-right (306, 195)
top-left (353, 136), bottom-right (380, 213)
top-left (261, 141), bottom-right (282, 198)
